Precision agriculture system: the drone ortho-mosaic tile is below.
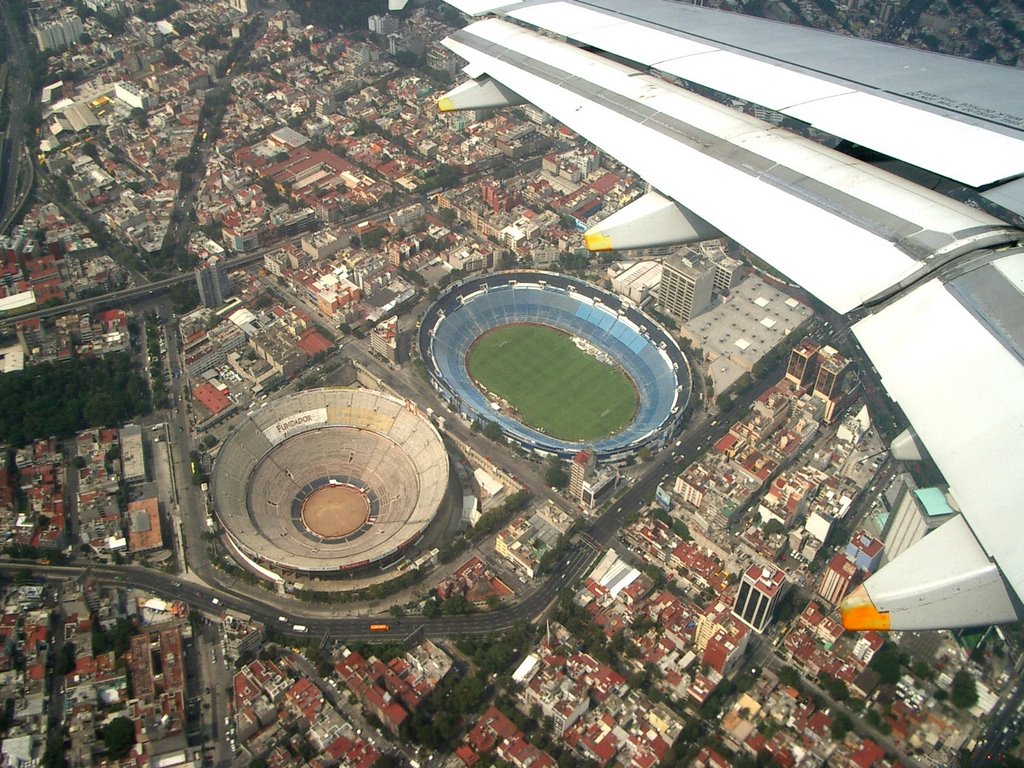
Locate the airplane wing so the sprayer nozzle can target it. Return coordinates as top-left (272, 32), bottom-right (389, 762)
top-left (437, 0), bottom-right (1024, 630)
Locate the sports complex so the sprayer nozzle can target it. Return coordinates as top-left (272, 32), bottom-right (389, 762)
top-left (418, 271), bottom-right (691, 462)
top-left (210, 388), bottom-right (449, 579)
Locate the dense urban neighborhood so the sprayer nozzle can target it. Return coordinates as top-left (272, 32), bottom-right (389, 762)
top-left (1, 1), bottom-right (1023, 768)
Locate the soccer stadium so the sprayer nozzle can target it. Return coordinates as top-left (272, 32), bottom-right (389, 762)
top-left (419, 272), bottom-right (691, 462)
top-left (210, 388), bottom-right (449, 578)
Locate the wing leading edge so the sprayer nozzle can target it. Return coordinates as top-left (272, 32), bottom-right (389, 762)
top-left (438, 0), bottom-right (1024, 630)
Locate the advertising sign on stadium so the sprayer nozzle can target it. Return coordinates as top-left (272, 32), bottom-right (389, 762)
top-left (263, 408), bottom-right (328, 445)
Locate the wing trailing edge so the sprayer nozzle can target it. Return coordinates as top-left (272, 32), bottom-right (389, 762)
top-left (841, 516), bottom-right (1018, 631)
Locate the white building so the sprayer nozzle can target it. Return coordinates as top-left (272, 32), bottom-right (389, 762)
top-left (114, 81), bottom-right (152, 111)
top-left (368, 13), bottom-right (399, 35)
top-left (33, 12), bottom-right (83, 52)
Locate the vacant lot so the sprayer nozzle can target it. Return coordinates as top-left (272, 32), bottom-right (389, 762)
top-left (467, 324), bottom-right (638, 441)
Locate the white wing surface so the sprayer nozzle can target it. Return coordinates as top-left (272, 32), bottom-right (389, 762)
top-left (439, 0), bottom-right (1024, 630)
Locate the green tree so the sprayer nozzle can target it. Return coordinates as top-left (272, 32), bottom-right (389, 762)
top-left (56, 642), bottom-right (76, 675)
top-left (777, 666), bottom-right (801, 688)
top-left (950, 670), bottom-right (978, 709)
top-left (830, 711), bottom-right (853, 740)
top-left (869, 643), bottom-right (902, 684)
top-left (544, 458), bottom-right (569, 489)
top-left (441, 594), bottom-right (474, 615)
top-left (362, 229), bottom-right (386, 249)
top-left (481, 420), bottom-right (505, 443)
top-left (104, 716), bottom-right (135, 759)
top-left (911, 659), bottom-right (934, 681)
top-left (818, 673), bottom-right (849, 702)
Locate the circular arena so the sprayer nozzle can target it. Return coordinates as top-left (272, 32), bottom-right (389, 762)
top-left (210, 388), bottom-right (449, 576)
top-left (418, 271), bottom-right (691, 462)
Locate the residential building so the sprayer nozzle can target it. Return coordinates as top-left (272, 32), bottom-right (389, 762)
top-left (368, 14), bottom-right (399, 35)
top-left (568, 450), bottom-right (595, 501)
top-left (818, 553), bottom-right (857, 606)
top-left (845, 529), bottom-right (884, 573)
top-left (33, 11), bottom-right (84, 51)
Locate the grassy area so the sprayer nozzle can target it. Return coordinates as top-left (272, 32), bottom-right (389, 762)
top-left (467, 324), bottom-right (638, 441)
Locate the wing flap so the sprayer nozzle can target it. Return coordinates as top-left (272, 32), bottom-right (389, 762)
top-left (852, 261), bottom-right (1024, 607)
top-left (443, 19), bottom-right (1010, 313)
top-left (501, 0), bottom-right (1024, 187)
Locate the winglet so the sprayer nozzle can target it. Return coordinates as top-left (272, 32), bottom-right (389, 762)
top-left (838, 516), bottom-right (1018, 631)
top-left (840, 585), bottom-right (891, 631)
top-left (437, 77), bottom-right (525, 112)
top-left (582, 191), bottom-right (721, 252)
top-left (584, 231), bottom-right (614, 252)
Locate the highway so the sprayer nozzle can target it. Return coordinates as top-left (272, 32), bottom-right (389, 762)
top-left (0, 0), bottom-right (33, 234)
top-left (0, 249), bottom-right (266, 330)
top-left (0, 353), bottom-right (784, 643)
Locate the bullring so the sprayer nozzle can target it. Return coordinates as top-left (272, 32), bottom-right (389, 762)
top-left (210, 388), bottom-right (448, 576)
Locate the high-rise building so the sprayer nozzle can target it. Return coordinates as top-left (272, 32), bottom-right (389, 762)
top-left (732, 564), bottom-right (786, 633)
top-left (786, 339), bottom-right (821, 389)
top-left (657, 249), bottom-right (715, 323)
top-left (568, 450), bottom-right (595, 501)
top-left (711, 255), bottom-right (743, 294)
top-left (114, 82), bottom-right (151, 111)
top-left (694, 600), bottom-right (733, 653)
top-left (812, 342), bottom-right (847, 393)
top-left (818, 553), bottom-right (857, 606)
top-left (811, 345), bottom-right (849, 422)
top-left (881, 473), bottom-right (957, 565)
top-left (368, 13), bottom-right (399, 35)
top-left (579, 469), bottom-right (618, 510)
top-left (194, 256), bottom-right (232, 308)
top-left (370, 316), bottom-right (406, 364)
top-left (33, 12), bottom-right (84, 52)
top-left (427, 45), bottom-right (459, 78)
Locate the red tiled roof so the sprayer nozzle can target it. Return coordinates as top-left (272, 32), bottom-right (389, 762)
top-left (193, 383), bottom-right (232, 415)
top-left (297, 328), bottom-right (331, 356)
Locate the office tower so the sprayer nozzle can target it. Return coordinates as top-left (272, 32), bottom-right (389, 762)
top-left (657, 249), bottom-right (715, 323)
top-left (786, 338), bottom-right (821, 388)
top-left (194, 256), bottom-right (232, 308)
top-left (732, 564), bottom-right (786, 633)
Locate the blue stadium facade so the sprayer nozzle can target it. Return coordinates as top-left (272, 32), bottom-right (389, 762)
top-left (418, 271), bottom-right (692, 462)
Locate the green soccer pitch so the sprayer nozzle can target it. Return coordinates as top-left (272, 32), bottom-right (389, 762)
top-left (467, 324), bottom-right (639, 441)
